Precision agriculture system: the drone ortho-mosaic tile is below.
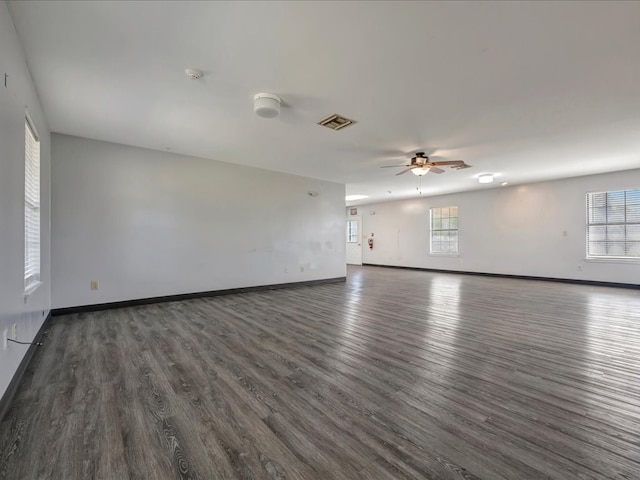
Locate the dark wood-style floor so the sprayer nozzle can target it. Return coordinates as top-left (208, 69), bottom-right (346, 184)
top-left (1, 266), bottom-right (639, 480)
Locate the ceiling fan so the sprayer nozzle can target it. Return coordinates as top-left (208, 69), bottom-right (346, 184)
top-left (381, 152), bottom-right (471, 176)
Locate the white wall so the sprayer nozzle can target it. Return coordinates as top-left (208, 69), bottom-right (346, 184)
top-left (352, 168), bottom-right (640, 285)
top-left (51, 134), bottom-right (346, 309)
top-left (0, 2), bottom-right (51, 400)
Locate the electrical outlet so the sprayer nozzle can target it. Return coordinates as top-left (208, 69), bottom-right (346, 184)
top-left (11, 323), bottom-right (17, 340)
top-left (90, 280), bottom-right (99, 290)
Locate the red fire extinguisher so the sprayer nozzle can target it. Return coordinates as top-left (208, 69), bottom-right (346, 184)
top-left (368, 234), bottom-right (374, 250)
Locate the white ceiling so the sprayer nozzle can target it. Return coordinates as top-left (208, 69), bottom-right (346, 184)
top-left (8, 0), bottom-right (640, 206)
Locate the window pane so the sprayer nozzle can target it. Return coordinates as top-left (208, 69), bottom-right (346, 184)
top-left (627, 242), bottom-right (640, 257)
top-left (588, 225), bottom-right (606, 241)
top-left (607, 190), bottom-right (625, 204)
top-left (627, 225), bottom-right (640, 241)
top-left (589, 242), bottom-right (606, 256)
top-left (627, 203), bottom-right (640, 223)
top-left (607, 225), bottom-right (625, 241)
top-left (346, 220), bottom-right (358, 243)
top-left (626, 189), bottom-right (640, 208)
top-left (607, 205), bottom-right (625, 223)
top-left (590, 192), bottom-right (607, 207)
top-left (589, 206), bottom-right (606, 224)
top-left (607, 242), bottom-right (625, 256)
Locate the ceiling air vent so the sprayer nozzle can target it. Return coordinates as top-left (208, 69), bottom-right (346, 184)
top-left (317, 114), bottom-right (356, 131)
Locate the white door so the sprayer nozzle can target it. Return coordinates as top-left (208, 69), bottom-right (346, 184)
top-left (346, 217), bottom-right (362, 265)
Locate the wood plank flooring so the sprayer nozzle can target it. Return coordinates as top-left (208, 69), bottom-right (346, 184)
top-left (1, 265), bottom-right (639, 479)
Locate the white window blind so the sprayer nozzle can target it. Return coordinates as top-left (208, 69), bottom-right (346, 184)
top-left (430, 206), bottom-right (458, 254)
top-left (587, 189), bottom-right (640, 259)
top-left (346, 219), bottom-right (358, 243)
top-left (25, 118), bottom-right (41, 291)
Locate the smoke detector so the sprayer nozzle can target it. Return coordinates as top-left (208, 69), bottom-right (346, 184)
top-left (254, 93), bottom-right (281, 118)
top-left (185, 68), bottom-right (203, 80)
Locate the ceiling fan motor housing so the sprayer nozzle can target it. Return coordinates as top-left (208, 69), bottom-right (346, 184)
top-left (412, 153), bottom-right (428, 165)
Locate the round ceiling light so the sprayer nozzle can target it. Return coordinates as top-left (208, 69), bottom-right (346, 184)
top-left (254, 93), bottom-right (281, 118)
top-left (478, 173), bottom-right (494, 184)
top-left (412, 168), bottom-right (430, 176)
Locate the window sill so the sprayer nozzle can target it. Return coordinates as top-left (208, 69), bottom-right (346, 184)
top-left (585, 257), bottom-right (640, 265)
top-left (429, 253), bottom-right (460, 258)
top-left (24, 281), bottom-right (43, 302)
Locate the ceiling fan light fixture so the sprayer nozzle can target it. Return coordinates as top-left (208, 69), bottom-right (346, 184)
top-left (412, 168), bottom-right (430, 176)
top-left (478, 173), bottom-right (494, 184)
top-left (254, 93), bottom-right (281, 118)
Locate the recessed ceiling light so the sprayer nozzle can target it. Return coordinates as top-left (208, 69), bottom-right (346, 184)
top-left (501, 181), bottom-right (509, 186)
top-left (346, 194), bottom-right (368, 201)
top-left (478, 174), bottom-right (494, 184)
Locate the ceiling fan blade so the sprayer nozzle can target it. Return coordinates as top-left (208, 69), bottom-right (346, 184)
top-left (395, 167), bottom-right (414, 176)
top-left (431, 160), bottom-right (466, 166)
top-left (380, 164), bottom-right (411, 168)
top-left (429, 166), bottom-right (445, 174)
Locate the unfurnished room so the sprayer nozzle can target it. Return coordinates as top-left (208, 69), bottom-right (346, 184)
top-left (1, 1), bottom-right (639, 479)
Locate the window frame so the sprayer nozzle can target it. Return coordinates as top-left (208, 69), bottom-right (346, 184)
top-left (24, 114), bottom-right (41, 295)
top-left (586, 188), bottom-right (640, 261)
top-left (430, 206), bottom-right (459, 255)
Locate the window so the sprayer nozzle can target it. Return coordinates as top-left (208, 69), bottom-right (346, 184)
top-left (430, 206), bottom-right (458, 254)
top-left (24, 117), bottom-right (41, 292)
top-left (346, 219), bottom-right (358, 243)
top-left (587, 189), bottom-right (640, 259)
